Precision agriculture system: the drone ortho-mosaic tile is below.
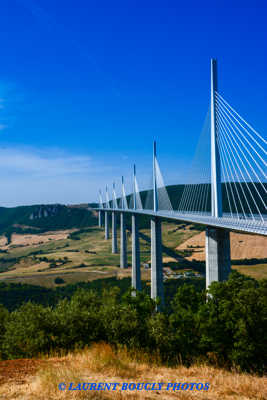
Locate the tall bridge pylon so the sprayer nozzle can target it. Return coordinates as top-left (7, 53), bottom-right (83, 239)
top-left (206, 59), bottom-right (231, 289)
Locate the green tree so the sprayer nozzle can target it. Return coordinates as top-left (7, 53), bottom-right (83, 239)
top-left (2, 303), bottom-right (56, 359)
top-left (199, 272), bottom-right (267, 372)
top-left (53, 289), bottom-right (105, 349)
top-left (0, 305), bottom-right (9, 359)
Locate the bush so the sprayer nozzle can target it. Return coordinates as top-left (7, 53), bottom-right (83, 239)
top-left (198, 272), bottom-right (267, 373)
top-left (53, 290), bottom-right (104, 349)
top-left (54, 277), bottom-right (65, 284)
top-left (0, 272), bottom-right (266, 373)
top-left (0, 305), bottom-right (9, 358)
top-left (2, 303), bottom-right (56, 359)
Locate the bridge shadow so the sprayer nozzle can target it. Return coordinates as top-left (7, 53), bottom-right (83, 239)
top-left (127, 228), bottom-right (205, 273)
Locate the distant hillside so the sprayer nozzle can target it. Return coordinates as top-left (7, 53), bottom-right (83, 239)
top-left (0, 204), bottom-right (97, 238)
top-left (0, 181), bottom-right (265, 239)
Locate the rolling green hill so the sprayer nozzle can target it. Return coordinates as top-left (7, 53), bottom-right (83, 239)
top-left (0, 204), bottom-right (97, 239)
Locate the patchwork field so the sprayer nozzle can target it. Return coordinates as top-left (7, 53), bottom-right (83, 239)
top-left (177, 231), bottom-right (267, 260)
top-left (0, 221), bottom-right (266, 287)
top-left (177, 230), bottom-right (267, 279)
top-left (0, 222), bottom-right (202, 287)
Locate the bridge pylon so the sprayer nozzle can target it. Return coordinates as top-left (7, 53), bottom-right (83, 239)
top-left (112, 211), bottom-right (118, 253)
top-left (210, 58), bottom-right (222, 218)
top-left (111, 183), bottom-right (118, 253)
top-left (151, 141), bottom-right (164, 310)
top-left (120, 176), bottom-right (128, 268)
top-left (104, 186), bottom-right (110, 240)
top-left (98, 190), bottom-right (104, 227)
top-left (131, 165), bottom-right (141, 294)
top-left (206, 59), bottom-right (231, 289)
top-left (104, 211), bottom-right (109, 240)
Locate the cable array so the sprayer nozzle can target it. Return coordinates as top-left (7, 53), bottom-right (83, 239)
top-left (112, 184), bottom-right (118, 209)
top-left (121, 181), bottom-right (128, 210)
top-left (99, 92), bottom-right (266, 234)
top-left (105, 186), bottom-right (111, 209)
top-left (144, 175), bottom-right (154, 210)
top-left (129, 176), bottom-right (143, 210)
top-left (215, 92), bottom-right (266, 222)
top-left (143, 158), bottom-right (173, 211)
top-left (177, 107), bottom-right (211, 214)
top-left (155, 158), bottom-right (173, 211)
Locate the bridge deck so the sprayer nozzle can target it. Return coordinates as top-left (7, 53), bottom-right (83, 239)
top-left (92, 208), bottom-right (267, 236)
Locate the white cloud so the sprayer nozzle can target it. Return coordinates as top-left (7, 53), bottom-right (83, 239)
top-left (0, 147), bottom-right (92, 176)
top-left (0, 146), bottom-right (190, 207)
top-left (0, 146), bottom-right (116, 206)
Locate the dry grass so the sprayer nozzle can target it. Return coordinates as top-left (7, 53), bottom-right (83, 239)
top-left (177, 231), bottom-right (267, 262)
top-left (4, 230), bottom-right (76, 248)
top-left (232, 264), bottom-right (267, 280)
top-left (0, 343), bottom-right (266, 400)
top-left (0, 236), bottom-right (7, 246)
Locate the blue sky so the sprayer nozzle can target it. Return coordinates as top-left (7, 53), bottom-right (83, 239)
top-left (0, 0), bottom-right (266, 206)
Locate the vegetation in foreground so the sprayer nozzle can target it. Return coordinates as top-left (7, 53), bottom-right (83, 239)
top-left (1, 343), bottom-right (266, 400)
top-left (0, 271), bottom-right (266, 375)
top-left (0, 276), bottom-right (205, 312)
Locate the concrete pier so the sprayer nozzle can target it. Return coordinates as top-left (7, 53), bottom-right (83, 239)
top-left (104, 211), bottom-right (109, 240)
top-left (205, 227), bottom-right (231, 289)
top-left (112, 211), bottom-right (118, 254)
top-left (120, 212), bottom-right (127, 268)
top-left (131, 214), bottom-right (141, 294)
top-left (151, 216), bottom-right (164, 308)
top-left (98, 210), bottom-right (103, 227)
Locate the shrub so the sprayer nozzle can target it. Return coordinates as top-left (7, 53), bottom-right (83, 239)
top-left (2, 303), bottom-right (56, 359)
top-left (0, 272), bottom-right (265, 373)
top-left (54, 277), bottom-right (65, 284)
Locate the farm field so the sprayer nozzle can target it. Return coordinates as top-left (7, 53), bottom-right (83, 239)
top-left (0, 221), bottom-right (266, 287)
top-left (177, 230), bottom-right (267, 279)
top-left (0, 222), bottom-right (200, 288)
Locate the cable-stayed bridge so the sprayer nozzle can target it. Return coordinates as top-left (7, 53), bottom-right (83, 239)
top-left (91, 59), bottom-right (267, 309)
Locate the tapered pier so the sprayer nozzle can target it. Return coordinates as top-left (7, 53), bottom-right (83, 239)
top-left (132, 214), bottom-right (141, 293)
top-left (104, 211), bottom-right (109, 240)
top-left (151, 216), bottom-right (164, 307)
top-left (112, 211), bottom-right (118, 253)
top-left (120, 212), bottom-right (127, 268)
top-left (131, 165), bottom-right (141, 294)
top-left (98, 210), bottom-right (103, 227)
top-left (206, 227), bottom-right (231, 288)
top-left (98, 190), bottom-right (104, 228)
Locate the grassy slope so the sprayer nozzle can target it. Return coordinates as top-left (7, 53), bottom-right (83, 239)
top-left (0, 219), bottom-right (266, 288)
top-left (0, 343), bottom-right (266, 400)
top-left (0, 222), bottom-right (202, 288)
top-left (0, 219), bottom-right (266, 312)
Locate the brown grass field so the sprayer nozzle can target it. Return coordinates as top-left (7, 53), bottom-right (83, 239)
top-left (177, 231), bottom-right (267, 261)
top-left (0, 343), bottom-right (266, 399)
